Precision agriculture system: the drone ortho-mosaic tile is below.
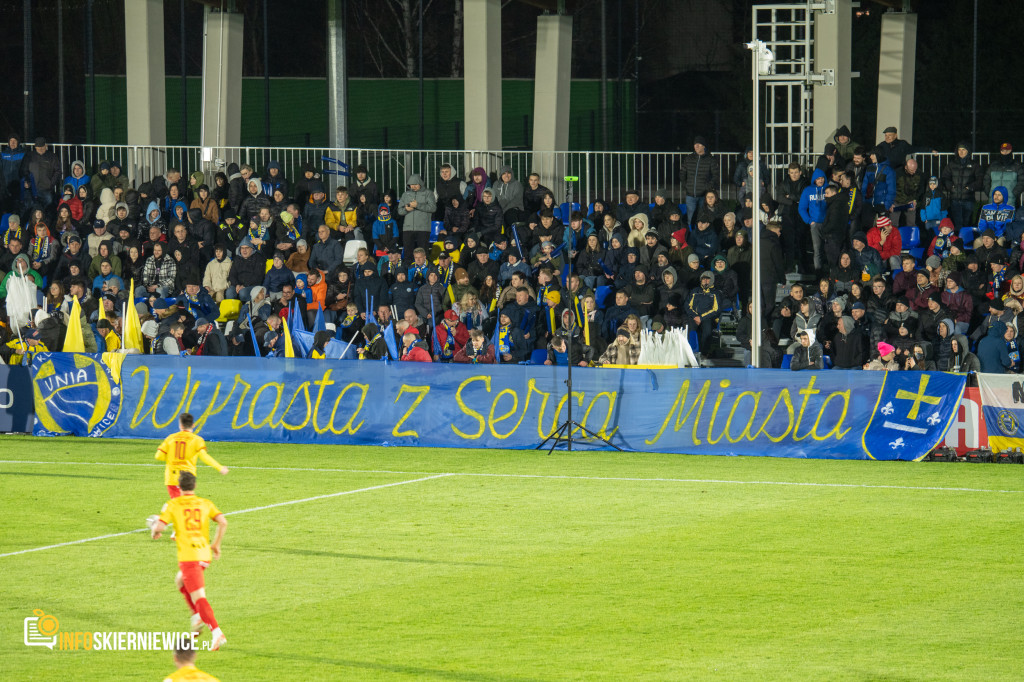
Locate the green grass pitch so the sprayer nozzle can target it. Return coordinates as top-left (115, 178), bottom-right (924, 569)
top-left (1, 435), bottom-right (1022, 680)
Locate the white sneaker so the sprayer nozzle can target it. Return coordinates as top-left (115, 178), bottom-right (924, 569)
top-left (210, 629), bottom-right (226, 651)
top-left (191, 613), bottom-right (205, 633)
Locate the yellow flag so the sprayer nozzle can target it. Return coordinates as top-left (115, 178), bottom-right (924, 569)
top-left (281, 318), bottom-right (296, 358)
top-left (96, 298), bottom-right (106, 323)
top-left (62, 297), bottom-right (86, 352)
top-left (123, 279), bottom-right (144, 352)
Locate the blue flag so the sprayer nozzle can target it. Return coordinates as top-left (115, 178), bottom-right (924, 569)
top-left (312, 302), bottom-right (326, 333)
top-left (491, 321), bottom-right (501, 365)
top-left (430, 296), bottom-right (441, 355)
top-left (383, 322), bottom-right (400, 360)
top-left (289, 299), bottom-right (306, 333)
top-left (246, 309), bottom-right (262, 358)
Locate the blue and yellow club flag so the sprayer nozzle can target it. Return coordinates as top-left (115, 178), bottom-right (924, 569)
top-left (281, 318), bottom-right (296, 358)
top-left (62, 297), bottom-right (85, 352)
top-left (491, 319), bottom-right (501, 364)
top-left (288, 298), bottom-right (306, 333)
top-left (123, 279), bottom-right (145, 352)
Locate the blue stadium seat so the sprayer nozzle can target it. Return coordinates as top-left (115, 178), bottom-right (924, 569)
top-left (823, 355), bottom-right (833, 370)
top-left (558, 202), bottom-right (580, 225)
top-left (781, 354), bottom-right (792, 369)
top-left (430, 221), bottom-right (444, 241)
top-left (899, 226), bottom-right (920, 248)
top-left (910, 247), bottom-right (925, 260)
top-left (688, 329), bottom-right (699, 352)
top-left (677, 203), bottom-right (687, 216)
top-left (595, 286), bottom-right (614, 309)
top-left (530, 349), bottom-right (548, 365)
top-left (552, 206), bottom-right (563, 223)
top-left (648, 202), bottom-right (656, 210)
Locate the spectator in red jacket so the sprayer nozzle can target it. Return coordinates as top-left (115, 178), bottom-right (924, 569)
top-left (400, 329), bottom-right (433, 362)
top-left (866, 215), bottom-right (902, 271)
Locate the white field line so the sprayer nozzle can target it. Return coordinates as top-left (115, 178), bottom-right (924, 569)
top-left (1, 459), bottom-right (1023, 494)
top-left (0, 474), bottom-right (451, 559)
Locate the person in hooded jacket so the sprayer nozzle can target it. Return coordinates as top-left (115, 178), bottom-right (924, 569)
top-left (865, 146), bottom-right (897, 216)
top-left (399, 173), bottom-right (437, 262)
top-left (493, 165), bottom-right (524, 227)
top-left (711, 255), bottom-right (739, 307)
top-left (977, 320), bottom-right (1013, 373)
top-left (943, 333), bottom-right (979, 373)
top-left (979, 186), bottom-right (1016, 239)
top-left (261, 161), bottom-right (288, 200)
top-left (687, 271), bottom-right (720, 354)
top-left (799, 168), bottom-right (829, 271)
top-left (239, 177), bottom-right (270, 227)
top-left (831, 314), bottom-right (866, 369)
top-left (790, 329), bottom-right (824, 370)
top-left (495, 307), bottom-right (530, 363)
top-left (190, 184), bottom-right (220, 224)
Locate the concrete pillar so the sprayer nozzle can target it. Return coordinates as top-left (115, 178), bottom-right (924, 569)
top-left (327, 0), bottom-right (348, 149)
top-left (813, 0), bottom-right (852, 153)
top-left (124, 0), bottom-right (165, 182)
top-left (532, 15), bottom-right (573, 189)
top-left (463, 0), bottom-right (502, 150)
top-left (200, 7), bottom-right (244, 154)
top-left (875, 11), bottom-right (917, 143)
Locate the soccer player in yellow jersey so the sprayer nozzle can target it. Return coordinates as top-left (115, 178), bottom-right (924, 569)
top-left (163, 644), bottom-right (219, 681)
top-left (151, 471), bottom-right (228, 651)
top-left (155, 413), bottom-right (228, 498)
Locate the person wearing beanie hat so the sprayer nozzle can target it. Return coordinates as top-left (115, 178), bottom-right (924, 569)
top-left (398, 173), bottom-right (436, 264)
top-left (347, 163), bottom-right (379, 206)
top-left (680, 135), bottom-right (718, 221)
top-left (649, 187), bottom-right (677, 228)
top-left (985, 141), bottom-right (1024, 209)
top-left (862, 339), bottom-right (899, 370)
top-left (598, 326), bottom-right (640, 365)
top-left (864, 212), bottom-right (902, 271)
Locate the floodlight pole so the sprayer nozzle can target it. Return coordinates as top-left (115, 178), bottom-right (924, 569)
top-left (746, 39), bottom-right (774, 369)
top-left (748, 40), bottom-right (763, 368)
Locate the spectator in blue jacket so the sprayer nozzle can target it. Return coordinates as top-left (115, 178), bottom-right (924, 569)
top-left (263, 251), bottom-right (297, 299)
top-left (979, 186), bottom-right (1016, 241)
top-left (689, 217), bottom-right (720, 269)
top-left (977, 320), bottom-right (1012, 373)
top-left (866, 146), bottom-right (896, 214)
top-left (799, 168), bottom-right (828, 271)
top-left (1, 135), bottom-right (26, 210)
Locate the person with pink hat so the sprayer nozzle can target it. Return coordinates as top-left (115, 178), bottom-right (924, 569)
top-left (864, 341), bottom-right (900, 371)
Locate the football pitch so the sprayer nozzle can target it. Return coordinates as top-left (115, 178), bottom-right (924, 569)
top-left (1, 437), bottom-right (1022, 681)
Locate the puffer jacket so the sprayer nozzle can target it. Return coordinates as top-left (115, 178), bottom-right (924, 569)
top-left (941, 144), bottom-right (984, 201)
top-left (203, 255), bottom-right (232, 294)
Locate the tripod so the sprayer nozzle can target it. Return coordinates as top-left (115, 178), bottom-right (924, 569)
top-left (537, 176), bottom-right (622, 455)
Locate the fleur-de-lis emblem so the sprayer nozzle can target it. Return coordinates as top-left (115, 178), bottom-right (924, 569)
top-left (927, 412), bottom-right (941, 426)
top-left (890, 437), bottom-right (905, 449)
top-left (880, 401), bottom-right (895, 416)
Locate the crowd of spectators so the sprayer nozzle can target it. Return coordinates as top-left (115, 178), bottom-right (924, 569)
top-left (0, 126), bottom-right (1023, 372)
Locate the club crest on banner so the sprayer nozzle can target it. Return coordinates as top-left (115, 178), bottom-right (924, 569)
top-left (861, 372), bottom-right (966, 461)
top-left (32, 353), bottom-right (122, 437)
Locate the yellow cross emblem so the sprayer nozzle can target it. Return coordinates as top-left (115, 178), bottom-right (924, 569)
top-left (894, 375), bottom-right (941, 420)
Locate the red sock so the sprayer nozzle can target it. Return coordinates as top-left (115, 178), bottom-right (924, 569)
top-left (195, 598), bottom-right (218, 630)
top-left (179, 585), bottom-right (197, 614)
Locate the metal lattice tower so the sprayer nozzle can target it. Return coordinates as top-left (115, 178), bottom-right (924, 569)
top-left (752, 1), bottom-right (835, 160)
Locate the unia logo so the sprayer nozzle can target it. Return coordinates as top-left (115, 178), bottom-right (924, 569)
top-left (32, 354), bottom-right (121, 437)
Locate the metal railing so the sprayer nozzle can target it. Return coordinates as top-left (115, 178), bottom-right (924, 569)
top-left (50, 143), bottom-right (1013, 209)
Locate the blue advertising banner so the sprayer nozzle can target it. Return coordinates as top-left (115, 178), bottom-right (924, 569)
top-left (30, 353), bottom-right (966, 460)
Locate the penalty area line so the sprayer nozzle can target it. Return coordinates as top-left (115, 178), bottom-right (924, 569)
top-left (0, 474), bottom-right (451, 559)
